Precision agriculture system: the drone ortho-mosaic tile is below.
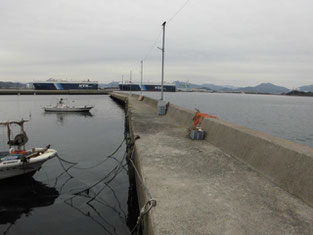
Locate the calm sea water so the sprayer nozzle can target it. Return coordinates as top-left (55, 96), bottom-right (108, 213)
top-left (135, 92), bottom-right (313, 148)
top-left (0, 95), bottom-right (134, 235)
top-left (1, 92), bottom-right (312, 234)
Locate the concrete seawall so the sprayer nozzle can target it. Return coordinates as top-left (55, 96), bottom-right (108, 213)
top-left (166, 101), bottom-right (313, 208)
top-left (111, 92), bottom-right (313, 234)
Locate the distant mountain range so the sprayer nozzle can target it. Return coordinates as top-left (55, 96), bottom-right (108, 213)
top-left (99, 81), bottom-right (119, 88)
top-left (174, 81), bottom-right (291, 94)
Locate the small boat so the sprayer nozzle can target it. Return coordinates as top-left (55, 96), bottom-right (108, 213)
top-left (0, 120), bottom-right (57, 180)
top-left (43, 98), bottom-right (93, 112)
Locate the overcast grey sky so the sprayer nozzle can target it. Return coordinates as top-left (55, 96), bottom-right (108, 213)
top-left (1, 0), bottom-right (313, 88)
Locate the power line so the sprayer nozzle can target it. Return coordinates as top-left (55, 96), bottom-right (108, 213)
top-left (167, 0), bottom-right (192, 23)
top-left (141, 0), bottom-right (192, 62)
top-left (142, 30), bottom-right (162, 61)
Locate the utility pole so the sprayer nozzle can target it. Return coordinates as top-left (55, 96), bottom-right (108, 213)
top-left (140, 60), bottom-right (143, 95)
top-left (121, 75), bottom-right (124, 91)
top-left (160, 21), bottom-right (166, 100)
top-left (130, 70), bottom-right (132, 95)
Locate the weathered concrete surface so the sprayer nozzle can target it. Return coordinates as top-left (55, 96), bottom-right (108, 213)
top-left (111, 92), bottom-right (313, 235)
top-left (165, 104), bottom-right (313, 208)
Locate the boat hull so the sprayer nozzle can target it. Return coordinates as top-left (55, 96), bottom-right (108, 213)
top-left (44, 106), bottom-right (93, 112)
top-left (119, 83), bottom-right (176, 92)
top-left (33, 82), bottom-right (98, 90)
top-left (0, 149), bottom-right (57, 180)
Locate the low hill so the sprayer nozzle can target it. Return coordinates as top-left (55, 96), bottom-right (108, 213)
top-left (99, 81), bottom-right (119, 88)
top-left (235, 83), bottom-right (290, 94)
top-left (285, 90), bottom-right (313, 96)
top-left (298, 85), bottom-right (313, 92)
top-left (174, 81), bottom-right (236, 91)
top-left (201, 83), bottom-right (237, 91)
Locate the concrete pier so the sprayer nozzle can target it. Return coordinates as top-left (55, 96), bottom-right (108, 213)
top-left (111, 92), bottom-right (313, 235)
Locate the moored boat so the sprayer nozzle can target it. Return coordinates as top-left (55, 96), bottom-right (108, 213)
top-left (0, 120), bottom-right (57, 180)
top-left (43, 98), bottom-right (93, 112)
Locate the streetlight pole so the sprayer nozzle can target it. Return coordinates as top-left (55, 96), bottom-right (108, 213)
top-left (160, 21), bottom-right (166, 100)
top-left (122, 75), bottom-right (124, 91)
top-left (140, 60), bottom-right (143, 95)
top-left (130, 70), bottom-right (132, 95)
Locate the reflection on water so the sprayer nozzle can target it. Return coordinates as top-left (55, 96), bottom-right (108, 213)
top-left (57, 134), bottom-right (137, 235)
top-left (42, 112), bottom-right (93, 124)
top-left (0, 95), bottom-right (135, 234)
top-left (65, 185), bottom-right (127, 235)
top-left (0, 177), bottom-right (59, 234)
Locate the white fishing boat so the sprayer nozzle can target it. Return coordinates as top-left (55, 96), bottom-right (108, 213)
top-left (0, 120), bottom-right (57, 180)
top-left (43, 98), bottom-right (93, 112)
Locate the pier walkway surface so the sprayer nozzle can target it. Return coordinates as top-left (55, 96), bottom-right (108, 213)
top-left (111, 92), bottom-right (313, 235)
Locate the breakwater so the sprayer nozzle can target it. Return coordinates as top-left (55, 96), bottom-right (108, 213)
top-left (0, 89), bottom-right (111, 95)
top-left (111, 92), bottom-right (313, 235)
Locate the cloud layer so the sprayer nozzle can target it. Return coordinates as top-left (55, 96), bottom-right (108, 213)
top-left (1, 0), bottom-right (313, 88)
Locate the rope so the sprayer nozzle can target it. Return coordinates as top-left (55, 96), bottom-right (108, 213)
top-left (56, 154), bottom-right (77, 178)
top-left (54, 122), bottom-right (156, 234)
top-left (56, 154), bottom-right (78, 165)
top-left (72, 138), bottom-right (126, 170)
top-left (130, 199), bottom-right (157, 234)
top-left (127, 135), bottom-right (157, 234)
top-left (128, 147), bottom-right (153, 200)
top-left (55, 138), bottom-right (126, 170)
top-left (72, 150), bottom-right (127, 198)
top-left (142, 30), bottom-right (162, 61)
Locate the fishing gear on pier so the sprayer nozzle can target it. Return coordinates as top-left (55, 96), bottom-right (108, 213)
top-left (192, 109), bottom-right (217, 129)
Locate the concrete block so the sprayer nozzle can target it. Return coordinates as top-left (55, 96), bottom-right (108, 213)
top-left (189, 128), bottom-right (205, 140)
top-left (157, 100), bottom-right (167, 115)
